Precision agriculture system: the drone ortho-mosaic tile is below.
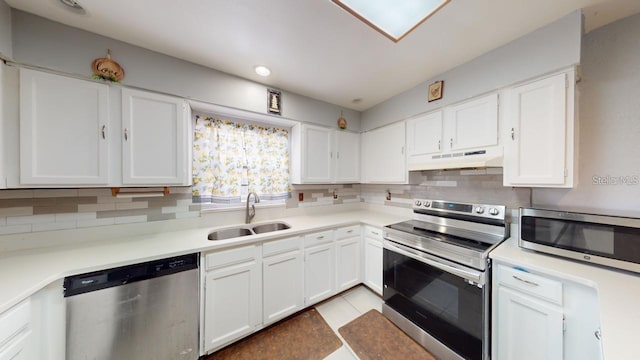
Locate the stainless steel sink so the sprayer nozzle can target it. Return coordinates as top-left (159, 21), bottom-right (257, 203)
top-left (207, 227), bottom-right (253, 240)
top-left (252, 222), bottom-right (291, 234)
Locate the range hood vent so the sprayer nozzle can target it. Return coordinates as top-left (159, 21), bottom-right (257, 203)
top-left (408, 146), bottom-right (503, 171)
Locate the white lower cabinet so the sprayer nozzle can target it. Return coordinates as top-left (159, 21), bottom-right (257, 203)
top-left (262, 237), bottom-right (304, 326)
top-left (304, 230), bottom-right (336, 305)
top-left (202, 245), bottom-right (262, 354)
top-left (362, 225), bottom-right (383, 295)
top-left (0, 300), bottom-right (32, 360)
top-left (496, 286), bottom-right (564, 360)
top-left (493, 263), bottom-right (603, 360)
top-left (335, 225), bottom-right (361, 292)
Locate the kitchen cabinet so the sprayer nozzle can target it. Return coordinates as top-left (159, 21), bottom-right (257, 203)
top-left (503, 70), bottom-right (576, 187)
top-left (335, 225), bottom-right (361, 292)
top-left (492, 263), bottom-right (603, 360)
top-left (262, 236), bottom-right (304, 325)
top-left (19, 68), bottom-right (109, 185)
top-left (361, 121), bottom-right (408, 183)
top-left (0, 300), bottom-right (32, 360)
top-left (407, 94), bottom-right (500, 170)
top-left (121, 88), bottom-right (191, 185)
top-left (202, 245), bottom-right (262, 353)
top-left (290, 124), bottom-right (360, 184)
top-left (304, 230), bottom-right (336, 305)
top-left (362, 225), bottom-right (383, 295)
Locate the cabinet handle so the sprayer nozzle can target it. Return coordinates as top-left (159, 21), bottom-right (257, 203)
top-left (512, 275), bottom-right (539, 286)
top-left (337, 152), bottom-right (340, 159)
top-left (511, 128), bottom-right (515, 140)
top-left (101, 125), bottom-right (106, 139)
top-left (401, 146), bottom-right (404, 155)
top-left (317, 236), bottom-right (324, 240)
top-left (594, 328), bottom-right (602, 341)
top-left (330, 151), bottom-right (333, 159)
top-left (346, 230), bottom-right (353, 233)
top-left (450, 138), bottom-right (453, 148)
top-left (438, 140), bottom-right (441, 151)
top-left (371, 231), bottom-right (379, 236)
top-left (124, 128), bottom-right (128, 141)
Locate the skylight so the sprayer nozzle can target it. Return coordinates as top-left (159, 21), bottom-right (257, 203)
top-left (332, 0), bottom-right (450, 42)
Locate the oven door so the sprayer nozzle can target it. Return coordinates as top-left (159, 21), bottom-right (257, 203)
top-left (383, 240), bottom-right (488, 360)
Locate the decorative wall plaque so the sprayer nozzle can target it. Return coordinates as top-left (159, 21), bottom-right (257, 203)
top-left (428, 80), bottom-right (444, 102)
top-left (267, 89), bottom-right (282, 115)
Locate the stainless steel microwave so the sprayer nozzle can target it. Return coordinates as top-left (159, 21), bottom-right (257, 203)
top-left (519, 207), bottom-right (640, 274)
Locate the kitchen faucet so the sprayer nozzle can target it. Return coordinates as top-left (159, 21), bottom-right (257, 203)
top-left (245, 192), bottom-right (260, 224)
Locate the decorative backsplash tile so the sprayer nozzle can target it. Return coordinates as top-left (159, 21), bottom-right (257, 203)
top-left (0, 169), bottom-right (530, 236)
top-left (0, 187), bottom-right (200, 235)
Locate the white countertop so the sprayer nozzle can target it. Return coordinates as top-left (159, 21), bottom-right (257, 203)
top-left (491, 237), bottom-right (640, 360)
top-left (0, 209), bottom-right (408, 314)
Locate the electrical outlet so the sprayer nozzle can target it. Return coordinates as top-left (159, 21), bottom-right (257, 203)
top-left (298, 193), bottom-right (304, 201)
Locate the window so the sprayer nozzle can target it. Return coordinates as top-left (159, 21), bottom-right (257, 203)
top-left (192, 116), bottom-right (291, 204)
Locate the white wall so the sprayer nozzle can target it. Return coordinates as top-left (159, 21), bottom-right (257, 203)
top-left (9, 10), bottom-right (361, 130)
top-left (533, 12), bottom-right (640, 212)
top-left (360, 10), bottom-right (582, 131)
top-left (0, 0), bottom-right (11, 59)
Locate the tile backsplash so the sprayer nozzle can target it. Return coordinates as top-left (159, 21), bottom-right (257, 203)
top-left (0, 169), bottom-right (531, 236)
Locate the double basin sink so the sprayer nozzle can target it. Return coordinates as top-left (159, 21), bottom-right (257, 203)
top-left (208, 222), bottom-right (290, 241)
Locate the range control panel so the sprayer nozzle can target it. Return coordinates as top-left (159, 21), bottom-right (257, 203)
top-left (413, 199), bottom-right (506, 221)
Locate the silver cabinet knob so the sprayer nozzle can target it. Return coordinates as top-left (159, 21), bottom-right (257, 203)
top-left (423, 201), bottom-right (431, 207)
top-left (415, 200), bottom-right (422, 206)
top-left (475, 207), bottom-right (485, 214)
top-left (489, 208), bottom-right (499, 216)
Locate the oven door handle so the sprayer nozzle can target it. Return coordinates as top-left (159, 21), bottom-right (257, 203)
top-left (384, 239), bottom-right (483, 284)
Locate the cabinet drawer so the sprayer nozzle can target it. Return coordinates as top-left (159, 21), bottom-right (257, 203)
top-left (496, 264), bottom-right (563, 305)
top-left (263, 236), bottom-right (302, 257)
top-left (304, 230), bottom-right (334, 247)
top-left (0, 299), bottom-right (30, 345)
top-left (363, 225), bottom-right (383, 241)
top-left (205, 245), bottom-right (259, 271)
top-left (334, 225), bottom-right (360, 240)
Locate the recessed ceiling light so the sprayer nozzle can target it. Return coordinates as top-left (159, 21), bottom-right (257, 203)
top-left (58, 0), bottom-right (87, 14)
top-left (254, 65), bottom-right (271, 77)
top-left (332, 0), bottom-right (450, 42)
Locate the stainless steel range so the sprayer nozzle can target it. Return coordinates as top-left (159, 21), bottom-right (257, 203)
top-left (382, 199), bottom-right (510, 360)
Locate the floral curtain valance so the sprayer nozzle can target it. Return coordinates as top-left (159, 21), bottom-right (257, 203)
top-left (192, 116), bottom-right (291, 203)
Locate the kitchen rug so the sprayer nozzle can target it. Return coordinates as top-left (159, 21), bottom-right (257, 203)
top-left (338, 309), bottom-right (437, 360)
top-left (203, 308), bottom-right (342, 360)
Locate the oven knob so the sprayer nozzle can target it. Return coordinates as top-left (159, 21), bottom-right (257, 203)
top-left (414, 200), bottom-right (422, 206)
top-left (489, 208), bottom-right (499, 216)
top-left (475, 207), bottom-right (485, 214)
top-left (423, 201), bottom-right (430, 207)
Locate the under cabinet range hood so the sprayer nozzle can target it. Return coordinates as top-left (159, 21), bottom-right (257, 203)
top-left (407, 146), bottom-right (503, 171)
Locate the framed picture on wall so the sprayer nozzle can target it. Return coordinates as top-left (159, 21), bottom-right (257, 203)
top-left (428, 80), bottom-right (444, 102)
top-left (267, 89), bottom-right (282, 115)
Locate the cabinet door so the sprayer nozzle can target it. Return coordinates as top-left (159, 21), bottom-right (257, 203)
top-left (19, 69), bottom-right (109, 185)
top-left (263, 250), bottom-right (304, 325)
top-left (363, 237), bottom-right (383, 295)
top-left (496, 286), bottom-right (563, 360)
top-left (503, 73), bottom-right (568, 186)
top-left (406, 111), bottom-right (443, 157)
top-left (304, 243), bottom-right (336, 305)
top-left (203, 260), bottom-right (261, 352)
top-left (336, 237), bottom-right (361, 292)
top-left (302, 125), bottom-right (332, 183)
top-left (444, 93), bottom-right (498, 151)
top-left (122, 88), bottom-right (189, 185)
top-left (334, 131), bottom-right (360, 183)
top-left (361, 122), bottom-right (406, 183)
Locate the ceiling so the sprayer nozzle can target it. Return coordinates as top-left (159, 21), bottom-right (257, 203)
top-left (5, 0), bottom-right (640, 111)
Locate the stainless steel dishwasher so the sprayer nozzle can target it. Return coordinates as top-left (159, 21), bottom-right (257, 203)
top-left (64, 253), bottom-right (199, 360)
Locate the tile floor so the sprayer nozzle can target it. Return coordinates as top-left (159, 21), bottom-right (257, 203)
top-left (315, 285), bottom-right (384, 360)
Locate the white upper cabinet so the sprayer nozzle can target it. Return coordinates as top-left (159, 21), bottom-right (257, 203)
top-left (406, 111), bottom-right (443, 158)
top-left (361, 121), bottom-right (407, 183)
top-left (503, 70), bottom-right (576, 187)
top-left (290, 124), bottom-right (359, 184)
top-left (121, 88), bottom-right (191, 185)
top-left (406, 93), bottom-right (500, 171)
top-left (19, 69), bottom-right (109, 185)
top-left (334, 130), bottom-right (360, 182)
top-left (444, 93), bottom-right (499, 151)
